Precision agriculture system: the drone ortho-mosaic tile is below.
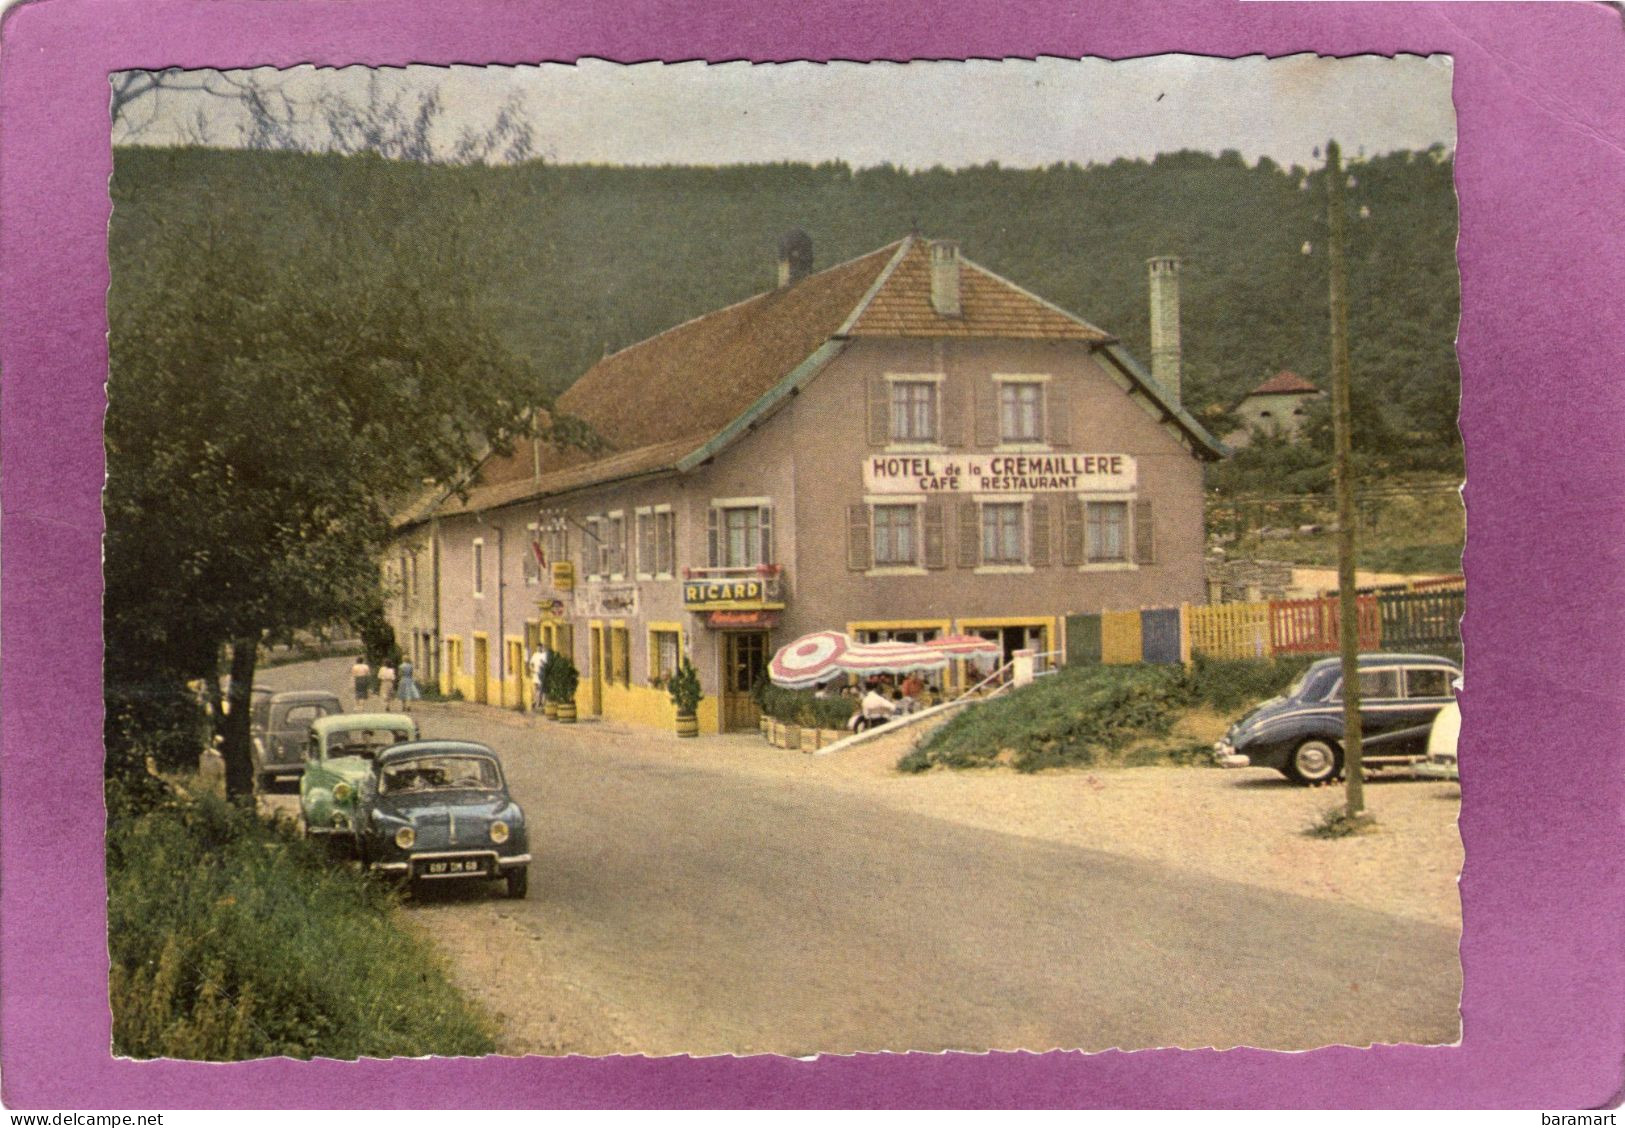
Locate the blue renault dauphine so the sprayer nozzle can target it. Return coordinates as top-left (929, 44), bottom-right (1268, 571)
top-left (360, 740), bottom-right (531, 898)
top-left (1214, 652), bottom-right (1461, 785)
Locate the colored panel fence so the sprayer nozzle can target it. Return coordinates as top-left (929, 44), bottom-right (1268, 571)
top-left (1186, 601), bottom-right (1273, 660)
top-left (1100, 610), bottom-right (1143, 665)
top-left (1065, 613), bottom-right (1102, 665)
top-left (1140, 608), bottom-right (1183, 665)
top-left (1376, 589), bottom-right (1464, 649)
top-left (1269, 596), bottom-right (1381, 655)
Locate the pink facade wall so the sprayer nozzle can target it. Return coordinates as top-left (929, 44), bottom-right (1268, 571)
top-left (403, 334), bottom-right (1209, 725)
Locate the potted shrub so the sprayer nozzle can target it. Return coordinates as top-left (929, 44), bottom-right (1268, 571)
top-left (667, 657), bottom-right (703, 738)
top-left (549, 654), bottom-right (580, 723)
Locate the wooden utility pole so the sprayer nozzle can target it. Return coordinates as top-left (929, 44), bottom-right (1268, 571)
top-left (1327, 140), bottom-right (1365, 817)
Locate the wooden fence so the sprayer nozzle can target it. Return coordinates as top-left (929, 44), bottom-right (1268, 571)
top-left (1185, 601), bottom-right (1272, 661)
top-left (1068, 585), bottom-right (1461, 666)
top-left (1269, 596), bottom-right (1382, 654)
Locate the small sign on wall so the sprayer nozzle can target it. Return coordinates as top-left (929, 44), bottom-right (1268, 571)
top-left (863, 453), bottom-right (1137, 494)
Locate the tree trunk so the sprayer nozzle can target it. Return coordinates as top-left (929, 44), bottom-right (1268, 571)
top-left (221, 638), bottom-right (259, 803)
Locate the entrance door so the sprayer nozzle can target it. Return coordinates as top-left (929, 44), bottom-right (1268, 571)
top-left (506, 639), bottom-right (526, 709)
top-left (472, 635), bottom-right (490, 704)
top-left (721, 631), bottom-right (768, 732)
top-left (588, 626), bottom-right (604, 716)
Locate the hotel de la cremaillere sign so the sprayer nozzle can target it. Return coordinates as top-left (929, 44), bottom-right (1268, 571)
top-left (862, 453), bottom-right (1138, 495)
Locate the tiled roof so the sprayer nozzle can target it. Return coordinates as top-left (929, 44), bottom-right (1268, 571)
top-left (554, 244), bottom-right (900, 451)
top-left (1249, 370), bottom-right (1321, 396)
top-left (846, 242), bottom-right (1115, 342)
top-left (435, 434), bottom-right (710, 517)
top-left (410, 236), bottom-right (1224, 523)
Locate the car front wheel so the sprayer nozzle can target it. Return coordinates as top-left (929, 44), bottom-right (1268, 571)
top-left (1287, 737), bottom-right (1342, 785)
top-left (506, 866), bottom-right (528, 899)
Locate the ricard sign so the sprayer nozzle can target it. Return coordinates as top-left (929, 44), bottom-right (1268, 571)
top-left (862, 453), bottom-right (1137, 495)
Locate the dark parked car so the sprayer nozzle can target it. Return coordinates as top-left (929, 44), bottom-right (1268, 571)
top-left (251, 689), bottom-right (343, 789)
top-left (1214, 653), bottom-right (1462, 785)
top-left (360, 740), bottom-right (530, 898)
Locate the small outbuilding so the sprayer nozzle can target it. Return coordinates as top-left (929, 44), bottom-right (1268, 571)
top-left (1229, 370), bottom-right (1324, 445)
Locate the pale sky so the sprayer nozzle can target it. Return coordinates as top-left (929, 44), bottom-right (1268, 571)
top-left (115, 55), bottom-right (1455, 169)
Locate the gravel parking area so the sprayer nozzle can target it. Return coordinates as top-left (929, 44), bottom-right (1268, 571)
top-left (573, 714), bottom-right (1464, 931)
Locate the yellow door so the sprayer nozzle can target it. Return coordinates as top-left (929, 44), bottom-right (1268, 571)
top-left (443, 638), bottom-right (463, 696)
top-left (473, 636), bottom-right (490, 704)
top-left (507, 639), bottom-right (526, 709)
top-left (588, 626), bottom-right (604, 716)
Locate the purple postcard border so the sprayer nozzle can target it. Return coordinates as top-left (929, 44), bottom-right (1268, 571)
top-left (3, 0), bottom-right (1622, 1110)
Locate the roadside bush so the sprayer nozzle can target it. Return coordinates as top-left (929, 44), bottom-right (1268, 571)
top-left (903, 664), bottom-right (1191, 774)
top-left (1185, 654), bottom-right (1316, 713)
top-left (105, 679), bottom-right (211, 777)
top-left (108, 790), bottom-right (494, 1060)
top-left (754, 683), bottom-right (857, 730)
top-left (901, 655), bottom-right (1319, 774)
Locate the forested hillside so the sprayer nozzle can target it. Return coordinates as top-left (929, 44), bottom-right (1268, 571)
top-left (111, 145), bottom-right (1458, 442)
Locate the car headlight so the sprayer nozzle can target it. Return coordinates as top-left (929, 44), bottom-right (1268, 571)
top-left (332, 782), bottom-right (353, 803)
top-left (489, 820), bottom-right (510, 844)
top-left (395, 826), bottom-right (415, 849)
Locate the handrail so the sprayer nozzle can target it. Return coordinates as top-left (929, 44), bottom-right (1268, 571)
top-left (814, 648), bottom-right (1064, 756)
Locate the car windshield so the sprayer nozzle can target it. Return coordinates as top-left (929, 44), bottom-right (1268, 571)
top-left (380, 755), bottom-right (500, 794)
top-left (330, 729), bottom-right (412, 758)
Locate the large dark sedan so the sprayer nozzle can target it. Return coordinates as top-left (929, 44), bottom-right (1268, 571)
top-left (360, 740), bottom-right (531, 898)
top-left (1214, 653), bottom-right (1461, 785)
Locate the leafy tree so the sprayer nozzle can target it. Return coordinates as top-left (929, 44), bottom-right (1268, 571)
top-left (106, 157), bottom-right (540, 799)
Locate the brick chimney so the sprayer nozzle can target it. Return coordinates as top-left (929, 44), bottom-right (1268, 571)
top-left (930, 240), bottom-right (962, 317)
top-left (1147, 255), bottom-right (1182, 405)
top-left (777, 228), bottom-right (813, 288)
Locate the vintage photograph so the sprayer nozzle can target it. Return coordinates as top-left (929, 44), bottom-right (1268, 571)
top-left (104, 55), bottom-right (1463, 1060)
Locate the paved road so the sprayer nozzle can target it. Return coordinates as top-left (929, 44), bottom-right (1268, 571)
top-left (261, 658), bottom-right (1461, 1056)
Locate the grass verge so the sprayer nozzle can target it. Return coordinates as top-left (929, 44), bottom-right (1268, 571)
top-left (108, 781), bottom-right (495, 1060)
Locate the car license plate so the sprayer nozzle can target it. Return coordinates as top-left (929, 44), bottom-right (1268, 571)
top-left (423, 859), bottom-right (484, 876)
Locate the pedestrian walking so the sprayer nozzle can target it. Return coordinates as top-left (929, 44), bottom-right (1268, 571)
top-left (527, 644), bottom-right (550, 711)
top-left (377, 660), bottom-right (397, 708)
top-left (351, 655), bottom-right (372, 707)
top-left (396, 658), bottom-right (421, 712)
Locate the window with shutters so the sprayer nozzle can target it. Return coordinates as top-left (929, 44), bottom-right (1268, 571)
top-left (584, 516), bottom-right (603, 579)
top-left (999, 382), bottom-right (1043, 443)
top-left (650, 630), bottom-right (681, 682)
top-left (605, 512), bottom-right (626, 578)
top-left (709, 502), bottom-right (774, 568)
top-left (635, 510), bottom-right (656, 579)
top-left (1086, 501), bottom-right (1128, 563)
top-left (636, 507), bottom-right (676, 579)
top-left (981, 502), bottom-right (1025, 565)
top-left (873, 504), bottom-right (918, 566)
top-left (655, 509), bottom-right (676, 576)
top-left (889, 381), bottom-right (938, 443)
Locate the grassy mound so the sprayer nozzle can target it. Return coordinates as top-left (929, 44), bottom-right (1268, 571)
top-left (108, 785), bottom-right (495, 1060)
top-left (900, 655), bottom-right (1315, 774)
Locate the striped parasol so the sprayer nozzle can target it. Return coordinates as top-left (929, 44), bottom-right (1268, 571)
top-left (767, 630), bottom-right (852, 689)
top-left (769, 632), bottom-right (1003, 688)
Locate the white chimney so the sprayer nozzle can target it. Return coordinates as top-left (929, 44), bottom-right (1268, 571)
top-left (1147, 255), bottom-right (1182, 405)
top-left (930, 240), bottom-right (962, 317)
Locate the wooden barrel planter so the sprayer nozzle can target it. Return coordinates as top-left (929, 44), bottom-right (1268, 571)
top-left (543, 702), bottom-right (559, 720)
top-left (675, 712), bottom-right (699, 739)
top-left (556, 700), bottom-right (577, 723)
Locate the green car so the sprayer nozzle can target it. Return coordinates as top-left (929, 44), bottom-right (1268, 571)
top-left (300, 713), bottom-right (419, 847)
